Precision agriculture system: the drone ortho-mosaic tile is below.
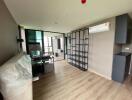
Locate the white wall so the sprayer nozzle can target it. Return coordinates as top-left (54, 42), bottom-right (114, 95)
top-left (88, 18), bottom-right (116, 79)
top-left (0, 0), bottom-right (19, 65)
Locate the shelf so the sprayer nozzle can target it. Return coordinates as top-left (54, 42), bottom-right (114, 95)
top-left (79, 61), bottom-right (88, 65)
top-left (80, 38), bottom-right (89, 40)
top-left (75, 55), bottom-right (88, 58)
top-left (71, 46), bottom-right (76, 47)
top-left (76, 50), bottom-right (88, 53)
top-left (69, 62), bottom-right (80, 68)
top-left (67, 49), bottom-right (88, 53)
top-left (67, 54), bottom-right (75, 56)
top-left (68, 54), bottom-right (88, 58)
top-left (67, 31), bottom-right (89, 71)
top-left (69, 58), bottom-right (88, 65)
top-left (69, 62), bottom-right (88, 71)
top-left (76, 44), bottom-right (88, 45)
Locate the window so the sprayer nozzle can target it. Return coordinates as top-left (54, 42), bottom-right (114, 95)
top-left (25, 29), bottom-right (43, 55)
top-left (44, 36), bottom-right (53, 54)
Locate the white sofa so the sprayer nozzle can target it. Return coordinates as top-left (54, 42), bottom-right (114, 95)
top-left (0, 53), bottom-right (32, 100)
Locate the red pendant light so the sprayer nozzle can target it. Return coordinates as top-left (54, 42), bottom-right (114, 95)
top-left (81, 0), bottom-right (87, 4)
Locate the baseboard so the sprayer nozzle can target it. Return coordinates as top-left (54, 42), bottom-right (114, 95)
top-left (88, 68), bottom-right (112, 80)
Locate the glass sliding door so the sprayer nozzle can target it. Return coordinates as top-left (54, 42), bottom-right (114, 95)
top-left (44, 36), bottom-right (53, 55)
top-left (25, 29), bottom-right (44, 56)
top-left (25, 29), bottom-right (45, 76)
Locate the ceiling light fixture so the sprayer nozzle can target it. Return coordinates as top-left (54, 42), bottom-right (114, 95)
top-left (81, 0), bottom-right (87, 4)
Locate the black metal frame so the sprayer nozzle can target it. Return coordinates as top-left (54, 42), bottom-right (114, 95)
top-left (67, 29), bottom-right (89, 71)
top-left (18, 25), bottom-right (22, 49)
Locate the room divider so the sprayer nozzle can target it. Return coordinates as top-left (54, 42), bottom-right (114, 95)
top-left (67, 29), bottom-right (89, 71)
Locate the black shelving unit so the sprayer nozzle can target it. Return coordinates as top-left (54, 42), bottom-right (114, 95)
top-left (67, 29), bottom-right (89, 71)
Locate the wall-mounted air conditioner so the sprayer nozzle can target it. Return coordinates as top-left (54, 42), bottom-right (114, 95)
top-left (89, 22), bottom-right (110, 34)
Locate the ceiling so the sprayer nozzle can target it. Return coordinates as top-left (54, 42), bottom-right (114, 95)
top-left (4, 0), bottom-right (132, 33)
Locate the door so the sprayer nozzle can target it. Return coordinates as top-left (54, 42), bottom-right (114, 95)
top-left (25, 29), bottom-right (44, 56)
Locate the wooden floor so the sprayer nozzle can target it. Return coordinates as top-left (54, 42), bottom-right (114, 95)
top-left (33, 60), bottom-right (132, 100)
